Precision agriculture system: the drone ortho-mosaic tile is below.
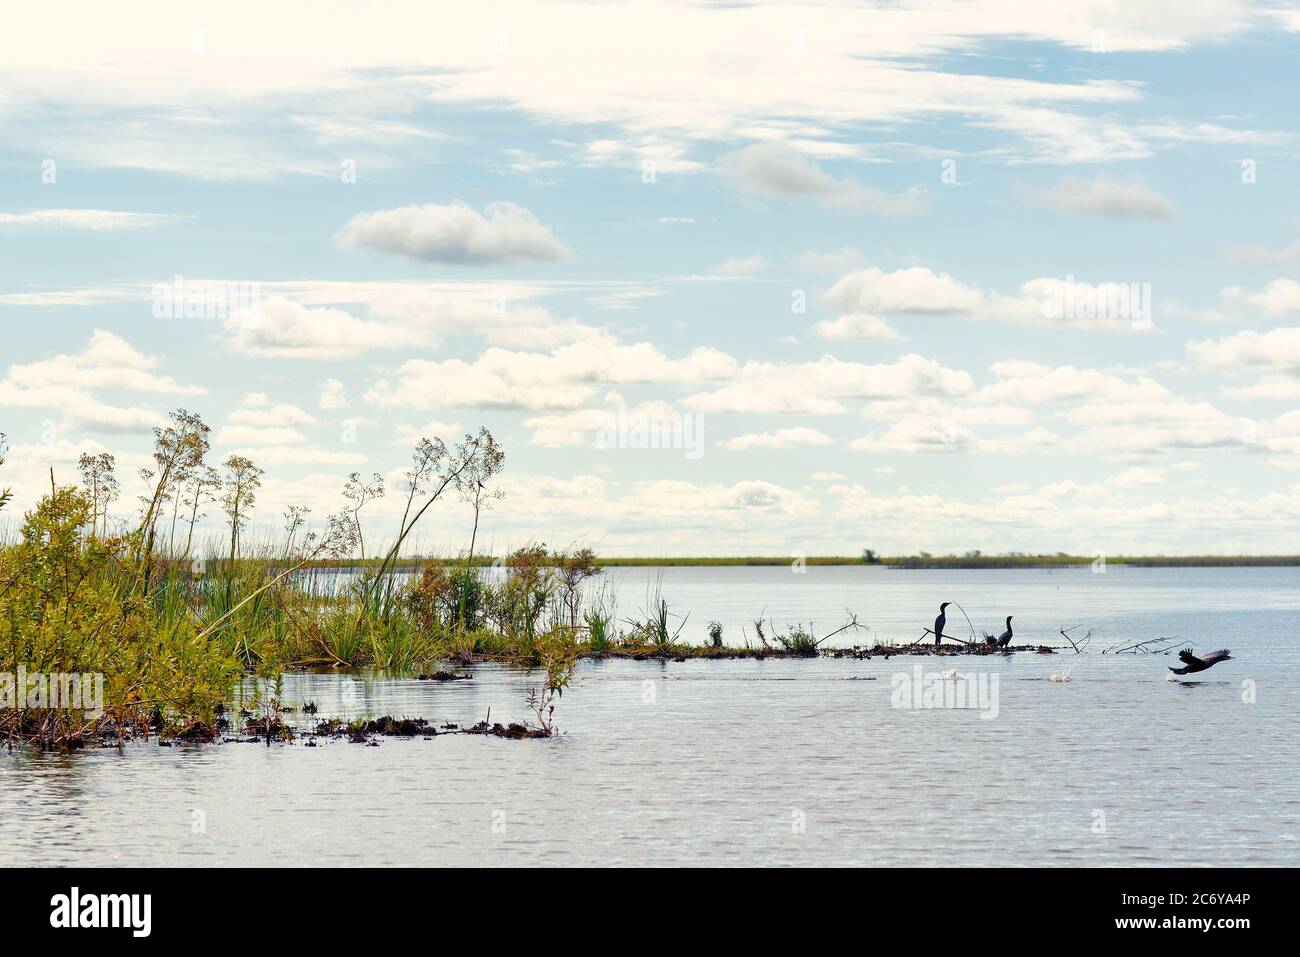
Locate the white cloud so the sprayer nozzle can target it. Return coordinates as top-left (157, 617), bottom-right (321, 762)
top-left (220, 446), bottom-right (366, 467)
top-left (522, 399), bottom-right (678, 448)
top-left (229, 400), bottom-right (317, 427)
top-left (63, 403), bottom-right (163, 434)
top-left (223, 291), bottom-right (590, 359)
top-left (796, 247), bottom-right (865, 274)
top-left (723, 427), bottom-right (833, 450)
top-left (823, 266), bottom-right (983, 316)
top-left (979, 361), bottom-right (1169, 405)
top-left (1188, 326), bottom-right (1300, 375)
top-left (0, 0), bottom-right (1275, 184)
top-left (1019, 174), bottom-right (1177, 220)
top-left (2, 329), bottom-right (203, 396)
top-left (392, 420), bottom-right (462, 447)
top-left (1240, 279), bottom-right (1300, 317)
top-left (812, 313), bottom-right (901, 340)
top-left (318, 378), bottom-right (348, 410)
top-left (336, 200), bottom-right (569, 265)
top-left (368, 338), bottom-right (738, 411)
top-left (816, 267), bottom-right (1155, 339)
top-left (1109, 466), bottom-right (1165, 487)
top-left (224, 297), bottom-right (412, 359)
top-left (711, 254), bottom-right (767, 276)
top-left (685, 354), bottom-right (972, 414)
top-left (0, 330), bottom-right (202, 436)
top-left (0, 208), bottom-right (184, 229)
top-left (216, 425), bottom-right (307, 446)
top-left (852, 419), bottom-right (977, 454)
top-left (719, 143), bottom-right (926, 214)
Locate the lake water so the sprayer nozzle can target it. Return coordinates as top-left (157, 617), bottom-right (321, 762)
top-left (2, 566), bottom-right (1297, 866)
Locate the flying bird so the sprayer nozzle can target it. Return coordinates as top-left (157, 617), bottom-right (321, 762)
top-left (933, 602), bottom-right (950, 648)
top-left (1168, 648), bottom-right (1233, 675)
top-left (997, 615), bottom-right (1014, 649)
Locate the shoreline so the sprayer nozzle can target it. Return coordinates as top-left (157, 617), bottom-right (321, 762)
top-left (298, 555), bottom-right (1300, 569)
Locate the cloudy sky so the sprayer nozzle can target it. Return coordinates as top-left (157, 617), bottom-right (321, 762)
top-left (3, 0), bottom-right (1300, 556)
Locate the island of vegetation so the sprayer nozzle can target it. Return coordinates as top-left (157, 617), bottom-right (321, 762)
top-left (0, 410), bottom-right (1279, 751)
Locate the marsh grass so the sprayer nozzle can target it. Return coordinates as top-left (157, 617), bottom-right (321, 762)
top-left (4, 414), bottom-right (1010, 751)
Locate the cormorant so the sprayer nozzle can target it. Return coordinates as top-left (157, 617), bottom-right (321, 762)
top-left (933, 602), bottom-right (950, 648)
top-left (1168, 648), bottom-right (1232, 675)
top-left (997, 615), bottom-right (1013, 649)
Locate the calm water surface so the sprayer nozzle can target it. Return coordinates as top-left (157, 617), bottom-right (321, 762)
top-left (2, 566), bottom-right (1297, 866)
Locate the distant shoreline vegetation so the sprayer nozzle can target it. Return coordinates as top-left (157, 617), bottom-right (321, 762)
top-left (301, 554), bottom-right (1300, 569)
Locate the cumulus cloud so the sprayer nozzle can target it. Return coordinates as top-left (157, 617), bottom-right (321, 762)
top-left (2, 329), bottom-right (203, 396)
top-left (392, 420), bottom-right (461, 447)
top-left (852, 419), bottom-right (978, 454)
top-left (1237, 279), bottom-right (1300, 317)
top-left (318, 378), bottom-right (348, 410)
top-left (685, 354), bottom-right (972, 414)
top-left (1018, 174), bottom-right (1177, 220)
top-left (815, 266), bottom-right (1155, 339)
top-left (522, 399), bottom-right (679, 448)
top-left (229, 399), bottom-right (317, 427)
top-left (0, 330), bottom-right (200, 435)
top-left (223, 291), bottom-right (591, 359)
top-left (216, 425), bottom-right (308, 446)
top-left (821, 266), bottom-right (983, 322)
top-left (722, 427), bottom-right (833, 450)
top-left (224, 297), bottom-right (412, 359)
top-left (367, 339), bottom-right (738, 411)
top-left (1188, 326), bottom-right (1300, 375)
top-left (973, 360), bottom-right (1259, 457)
top-left (718, 143), bottom-right (926, 215)
top-left (812, 313), bottom-right (901, 340)
top-left (711, 254), bottom-right (767, 276)
top-left (219, 446), bottom-right (366, 467)
top-left (336, 200), bottom-right (570, 265)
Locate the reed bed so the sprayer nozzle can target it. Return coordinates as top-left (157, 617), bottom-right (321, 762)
top-left (1, 417), bottom-right (767, 749)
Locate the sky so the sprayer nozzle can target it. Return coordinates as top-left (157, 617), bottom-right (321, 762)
top-left (2, 0), bottom-right (1300, 557)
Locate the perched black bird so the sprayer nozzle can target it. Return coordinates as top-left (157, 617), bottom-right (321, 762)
top-left (933, 602), bottom-right (950, 648)
top-left (1168, 648), bottom-right (1232, 675)
top-left (997, 615), bottom-right (1014, 648)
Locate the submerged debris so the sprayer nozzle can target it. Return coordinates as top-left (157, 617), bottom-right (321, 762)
top-left (362, 716), bottom-right (432, 736)
top-left (304, 713), bottom-right (551, 742)
top-left (465, 720), bottom-right (549, 739)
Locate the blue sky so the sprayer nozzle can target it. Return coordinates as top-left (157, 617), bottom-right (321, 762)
top-left (3, 1), bottom-right (1300, 556)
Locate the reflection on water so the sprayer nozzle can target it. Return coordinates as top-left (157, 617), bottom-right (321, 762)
top-left (2, 566), bottom-right (1298, 866)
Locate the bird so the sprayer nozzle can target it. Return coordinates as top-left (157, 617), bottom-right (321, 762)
top-left (997, 615), bottom-right (1014, 649)
top-left (1168, 648), bottom-right (1233, 675)
top-left (933, 602), bottom-right (950, 648)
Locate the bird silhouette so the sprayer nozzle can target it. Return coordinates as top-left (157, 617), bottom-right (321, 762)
top-left (997, 615), bottom-right (1014, 649)
top-left (1168, 648), bottom-right (1232, 675)
top-left (933, 602), bottom-right (950, 648)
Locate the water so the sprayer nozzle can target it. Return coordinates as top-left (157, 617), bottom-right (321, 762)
top-left (2, 566), bottom-right (1298, 866)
